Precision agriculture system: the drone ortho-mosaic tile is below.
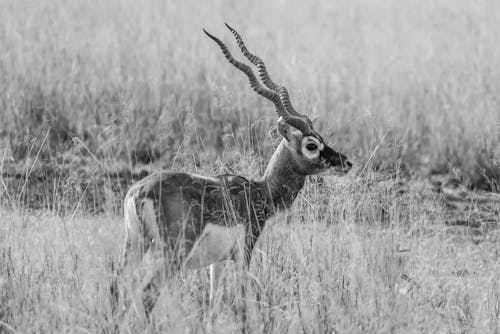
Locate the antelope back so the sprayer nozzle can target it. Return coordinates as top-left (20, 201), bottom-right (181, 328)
top-left (123, 172), bottom-right (268, 266)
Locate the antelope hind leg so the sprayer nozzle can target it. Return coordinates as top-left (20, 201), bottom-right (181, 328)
top-left (209, 262), bottom-right (225, 306)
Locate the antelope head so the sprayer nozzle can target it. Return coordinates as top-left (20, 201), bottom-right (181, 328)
top-left (204, 24), bottom-right (352, 176)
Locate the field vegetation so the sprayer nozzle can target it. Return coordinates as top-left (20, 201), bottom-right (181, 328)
top-left (0, 0), bottom-right (500, 332)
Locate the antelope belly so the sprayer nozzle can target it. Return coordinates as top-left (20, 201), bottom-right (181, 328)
top-left (184, 223), bottom-right (245, 269)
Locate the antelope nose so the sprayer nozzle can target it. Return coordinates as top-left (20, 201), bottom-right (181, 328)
top-left (343, 160), bottom-right (353, 171)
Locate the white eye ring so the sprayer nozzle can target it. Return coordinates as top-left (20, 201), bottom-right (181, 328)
top-left (301, 137), bottom-right (324, 159)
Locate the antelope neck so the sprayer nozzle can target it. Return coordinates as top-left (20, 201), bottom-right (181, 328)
top-left (258, 139), bottom-right (306, 212)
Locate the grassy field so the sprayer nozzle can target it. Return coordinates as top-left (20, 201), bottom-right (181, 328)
top-left (1, 0), bottom-right (500, 332)
top-left (1, 173), bottom-right (500, 333)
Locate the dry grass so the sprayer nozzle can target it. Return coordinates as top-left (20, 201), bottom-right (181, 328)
top-left (1, 168), bottom-right (500, 333)
top-left (1, 0), bottom-right (500, 333)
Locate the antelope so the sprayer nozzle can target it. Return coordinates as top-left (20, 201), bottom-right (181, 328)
top-left (114, 23), bottom-right (352, 320)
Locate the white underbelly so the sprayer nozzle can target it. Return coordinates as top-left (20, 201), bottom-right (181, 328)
top-left (184, 223), bottom-right (245, 269)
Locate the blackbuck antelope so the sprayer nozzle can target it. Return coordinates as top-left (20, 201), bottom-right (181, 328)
top-left (115, 24), bottom-right (352, 319)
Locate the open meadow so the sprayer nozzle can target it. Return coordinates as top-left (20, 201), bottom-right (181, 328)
top-left (1, 0), bottom-right (500, 333)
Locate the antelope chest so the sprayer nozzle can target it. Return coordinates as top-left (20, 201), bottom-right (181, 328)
top-left (184, 223), bottom-right (246, 269)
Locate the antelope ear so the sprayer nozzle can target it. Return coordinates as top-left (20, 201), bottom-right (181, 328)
top-left (277, 118), bottom-right (291, 141)
top-left (278, 118), bottom-right (303, 143)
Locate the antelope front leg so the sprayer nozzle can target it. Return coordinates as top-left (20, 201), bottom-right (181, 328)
top-left (237, 245), bottom-right (253, 334)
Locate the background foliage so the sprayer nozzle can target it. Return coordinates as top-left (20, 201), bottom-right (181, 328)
top-left (1, 0), bottom-right (499, 196)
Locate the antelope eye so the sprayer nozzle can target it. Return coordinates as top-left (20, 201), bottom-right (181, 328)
top-left (306, 143), bottom-right (318, 151)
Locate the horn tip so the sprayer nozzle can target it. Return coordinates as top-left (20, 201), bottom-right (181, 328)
top-left (225, 22), bottom-right (235, 31)
top-left (203, 28), bottom-right (216, 40)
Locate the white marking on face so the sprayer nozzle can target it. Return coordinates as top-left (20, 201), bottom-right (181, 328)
top-left (301, 136), bottom-right (324, 160)
top-left (184, 223), bottom-right (245, 269)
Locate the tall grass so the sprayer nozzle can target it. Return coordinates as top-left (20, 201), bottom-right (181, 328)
top-left (1, 168), bottom-right (499, 333)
